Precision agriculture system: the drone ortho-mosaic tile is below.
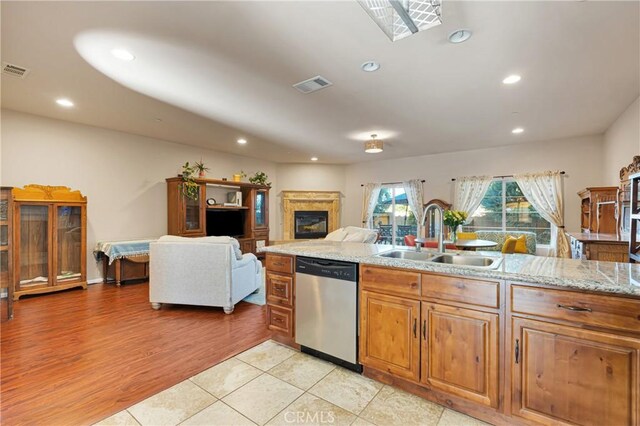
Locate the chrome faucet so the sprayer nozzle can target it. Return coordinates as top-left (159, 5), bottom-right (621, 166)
top-left (422, 203), bottom-right (445, 253)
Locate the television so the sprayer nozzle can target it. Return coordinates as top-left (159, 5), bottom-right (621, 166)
top-left (206, 210), bottom-right (245, 238)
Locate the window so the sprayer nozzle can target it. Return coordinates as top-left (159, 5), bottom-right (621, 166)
top-left (462, 179), bottom-right (551, 245)
top-left (372, 185), bottom-right (417, 246)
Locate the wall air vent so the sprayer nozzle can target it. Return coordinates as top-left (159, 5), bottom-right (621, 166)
top-left (293, 76), bottom-right (333, 94)
top-left (2, 62), bottom-right (30, 79)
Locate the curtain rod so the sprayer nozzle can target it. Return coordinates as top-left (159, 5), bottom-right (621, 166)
top-left (360, 179), bottom-right (425, 187)
top-left (451, 171), bottom-right (565, 182)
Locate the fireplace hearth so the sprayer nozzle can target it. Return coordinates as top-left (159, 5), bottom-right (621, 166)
top-left (294, 211), bottom-right (329, 239)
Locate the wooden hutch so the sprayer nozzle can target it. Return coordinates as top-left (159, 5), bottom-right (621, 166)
top-left (9, 185), bottom-right (87, 300)
top-left (629, 171), bottom-right (640, 263)
top-left (166, 177), bottom-right (269, 256)
top-left (1, 187), bottom-right (14, 319)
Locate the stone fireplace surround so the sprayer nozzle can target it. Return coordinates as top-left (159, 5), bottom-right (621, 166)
top-left (281, 191), bottom-right (341, 241)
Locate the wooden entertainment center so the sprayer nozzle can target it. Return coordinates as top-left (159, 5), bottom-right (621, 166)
top-left (166, 177), bottom-right (269, 256)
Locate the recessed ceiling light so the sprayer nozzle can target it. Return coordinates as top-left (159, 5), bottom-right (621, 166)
top-left (111, 48), bottom-right (135, 61)
top-left (237, 138), bottom-right (247, 145)
top-left (154, 118), bottom-right (163, 122)
top-left (310, 157), bottom-right (318, 161)
top-left (55, 98), bottom-right (74, 108)
top-left (361, 61), bottom-right (380, 72)
top-left (448, 29), bottom-right (472, 44)
top-left (503, 75), bottom-right (521, 85)
top-left (512, 127), bottom-right (524, 134)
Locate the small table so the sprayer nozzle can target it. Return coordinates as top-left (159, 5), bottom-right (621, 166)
top-left (94, 239), bottom-right (156, 286)
top-left (454, 239), bottom-right (498, 251)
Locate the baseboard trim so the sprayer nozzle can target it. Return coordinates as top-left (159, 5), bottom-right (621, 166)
top-left (88, 278), bottom-right (104, 285)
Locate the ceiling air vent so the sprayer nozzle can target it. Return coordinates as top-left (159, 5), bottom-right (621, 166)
top-left (2, 62), bottom-right (30, 79)
top-left (293, 76), bottom-right (333, 94)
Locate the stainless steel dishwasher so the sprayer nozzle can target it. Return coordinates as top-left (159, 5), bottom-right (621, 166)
top-left (295, 256), bottom-right (361, 372)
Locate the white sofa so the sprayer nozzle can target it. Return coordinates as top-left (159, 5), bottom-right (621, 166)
top-left (149, 235), bottom-right (261, 314)
top-left (324, 226), bottom-right (379, 243)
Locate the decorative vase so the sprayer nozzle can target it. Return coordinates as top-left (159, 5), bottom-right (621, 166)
top-left (449, 226), bottom-right (458, 243)
top-left (199, 171), bottom-right (206, 178)
top-left (232, 174), bottom-right (242, 182)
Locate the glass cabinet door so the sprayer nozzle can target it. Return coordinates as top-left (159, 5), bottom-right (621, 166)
top-left (255, 190), bottom-right (267, 229)
top-left (0, 197), bottom-right (9, 283)
top-left (56, 206), bottom-right (82, 282)
top-left (184, 191), bottom-right (202, 231)
top-left (19, 205), bottom-right (50, 287)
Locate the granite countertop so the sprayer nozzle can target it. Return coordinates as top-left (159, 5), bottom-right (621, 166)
top-left (260, 241), bottom-right (640, 297)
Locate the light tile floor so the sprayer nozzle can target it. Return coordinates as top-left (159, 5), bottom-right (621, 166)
top-left (94, 340), bottom-right (492, 426)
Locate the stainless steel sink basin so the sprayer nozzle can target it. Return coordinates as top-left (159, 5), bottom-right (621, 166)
top-left (378, 250), bottom-right (435, 261)
top-left (377, 250), bottom-right (502, 269)
top-left (429, 254), bottom-right (502, 269)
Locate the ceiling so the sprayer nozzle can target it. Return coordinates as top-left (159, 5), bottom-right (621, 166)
top-left (1, 1), bottom-right (638, 164)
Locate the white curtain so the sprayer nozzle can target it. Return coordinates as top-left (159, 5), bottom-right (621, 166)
top-left (514, 170), bottom-right (570, 258)
top-left (453, 176), bottom-right (493, 219)
top-left (361, 183), bottom-right (382, 228)
top-left (402, 180), bottom-right (425, 236)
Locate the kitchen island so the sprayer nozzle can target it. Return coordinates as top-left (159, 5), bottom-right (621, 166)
top-left (260, 241), bottom-right (640, 426)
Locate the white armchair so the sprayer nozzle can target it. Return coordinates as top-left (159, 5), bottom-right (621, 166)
top-left (149, 235), bottom-right (262, 314)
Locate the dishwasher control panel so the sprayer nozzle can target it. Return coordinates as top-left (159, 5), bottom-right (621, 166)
top-left (295, 256), bottom-right (358, 282)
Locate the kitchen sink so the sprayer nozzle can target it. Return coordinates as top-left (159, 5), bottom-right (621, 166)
top-left (429, 254), bottom-right (502, 269)
top-left (377, 250), bottom-right (436, 261)
top-left (377, 250), bottom-right (502, 269)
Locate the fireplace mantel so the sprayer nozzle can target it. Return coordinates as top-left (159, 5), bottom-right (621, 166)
top-left (281, 191), bottom-right (341, 241)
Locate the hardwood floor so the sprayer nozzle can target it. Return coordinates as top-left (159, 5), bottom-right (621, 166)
top-left (1, 282), bottom-right (270, 426)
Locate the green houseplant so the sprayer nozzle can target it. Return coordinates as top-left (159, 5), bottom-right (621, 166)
top-left (180, 162), bottom-right (199, 201)
top-left (248, 171), bottom-right (271, 186)
top-left (193, 160), bottom-right (210, 178)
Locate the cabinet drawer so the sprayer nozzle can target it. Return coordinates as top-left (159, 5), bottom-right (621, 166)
top-left (266, 254), bottom-right (293, 275)
top-left (267, 305), bottom-right (293, 337)
top-left (361, 266), bottom-right (421, 298)
top-left (422, 273), bottom-right (500, 308)
top-left (266, 272), bottom-right (293, 307)
top-left (511, 284), bottom-right (640, 333)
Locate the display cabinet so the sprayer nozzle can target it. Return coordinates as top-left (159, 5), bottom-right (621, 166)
top-left (1, 187), bottom-right (13, 319)
top-left (630, 172), bottom-right (640, 263)
top-left (578, 187), bottom-right (618, 233)
top-left (12, 185), bottom-right (87, 300)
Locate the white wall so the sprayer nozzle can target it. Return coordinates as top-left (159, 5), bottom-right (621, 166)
top-left (1, 109), bottom-right (277, 281)
top-left (343, 135), bottom-right (605, 234)
top-left (603, 97), bottom-right (640, 186)
top-left (274, 163), bottom-right (346, 239)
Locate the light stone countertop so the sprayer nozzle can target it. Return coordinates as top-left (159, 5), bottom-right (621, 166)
top-left (260, 241), bottom-right (640, 297)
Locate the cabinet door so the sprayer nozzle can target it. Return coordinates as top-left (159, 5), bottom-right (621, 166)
top-left (512, 318), bottom-right (640, 426)
top-left (16, 204), bottom-right (51, 290)
top-left (182, 185), bottom-right (205, 235)
top-left (254, 189), bottom-right (268, 231)
top-left (422, 303), bottom-right (499, 408)
top-left (360, 291), bottom-right (420, 382)
top-left (54, 204), bottom-right (85, 285)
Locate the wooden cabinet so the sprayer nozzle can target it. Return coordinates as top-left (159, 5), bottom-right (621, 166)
top-left (360, 290), bottom-right (421, 382)
top-left (511, 317), bottom-right (640, 426)
top-left (11, 185), bottom-right (87, 300)
top-left (631, 172), bottom-right (640, 263)
top-left (166, 178), bottom-right (269, 255)
top-left (578, 187), bottom-right (619, 234)
top-left (567, 232), bottom-right (629, 262)
top-left (1, 187), bottom-right (13, 320)
top-left (422, 302), bottom-right (499, 408)
top-left (265, 253), bottom-right (295, 343)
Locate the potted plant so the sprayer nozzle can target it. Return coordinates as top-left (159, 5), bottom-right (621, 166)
top-left (248, 171), bottom-right (271, 186)
top-left (232, 170), bottom-right (247, 182)
top-left (179, 162), bottom-right (199, 201)
top-left (443, 210), bottom-right (468, 243)
top-left (193, 160), bottom-right (210, 178)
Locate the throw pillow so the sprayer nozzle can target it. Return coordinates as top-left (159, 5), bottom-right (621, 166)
top-left (512, 235), bottom-right (528, 254)
top-left (325, 228), bottom-right (347, 241)
top-left (502, 237), bottom-right (518, 254)
top-left (456, 232), bottom-right (477, 240)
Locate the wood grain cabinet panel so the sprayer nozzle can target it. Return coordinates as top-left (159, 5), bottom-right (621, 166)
top-left (422, 303), bottom-right (500, 408)
top-left (266, 254), bottom-right (293, 275)
top-left (360, 291), bottom-right (421, 382)
top-left (361, 266), bottom-right (421, 298)
top-left (267, 305), bottom-right (293, 337)
top-left (422, 273), bottom-right (500, 308)
top-left (511, 318), bottom-right (640, 426)
top-left (266, 272), bottom-right (293, 307)
top-left (511, 284), bottom-right (640, 334)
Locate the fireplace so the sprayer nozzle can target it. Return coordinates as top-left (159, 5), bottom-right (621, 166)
top-left (294, 211), bottom-right (329, 239)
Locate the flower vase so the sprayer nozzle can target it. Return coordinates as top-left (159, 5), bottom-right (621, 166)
top-left (450, 227), bottom-right (458, 243)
